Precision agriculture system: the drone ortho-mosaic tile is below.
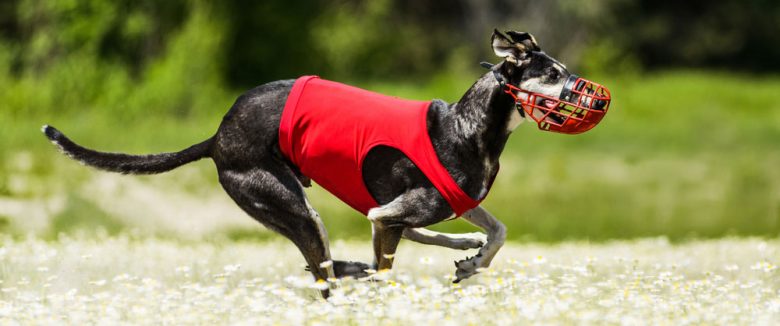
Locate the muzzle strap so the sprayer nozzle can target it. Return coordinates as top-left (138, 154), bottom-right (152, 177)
top-left (558, 74), bottom-right (580, 102)
top-left (479, 61), bottom-right (524, 118)
top-left (480, 61), bottom-right (506, 87)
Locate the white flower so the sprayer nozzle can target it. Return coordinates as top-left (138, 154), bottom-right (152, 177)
top-left (112, 274), bottom-right (130, 282)
top-left (224, 264), bottom-right (242, 273)
top-left (89, 280), bottom-right (107, 287)
top-left (311, 279), bottom-right (329, 290)
top-left (723, 264), bottom-right (739, 272)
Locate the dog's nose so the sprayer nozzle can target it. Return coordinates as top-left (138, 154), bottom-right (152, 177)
top-left (592, 99), bottom-right (606, 111)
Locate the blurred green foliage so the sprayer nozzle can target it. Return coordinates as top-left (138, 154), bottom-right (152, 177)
top-left (0, 0), bottom-right (778, 241)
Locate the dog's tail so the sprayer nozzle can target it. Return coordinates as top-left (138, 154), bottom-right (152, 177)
top-left (42, 125), bottom-right (213, 175)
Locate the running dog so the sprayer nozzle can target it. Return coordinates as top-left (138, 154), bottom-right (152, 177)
top-left (43, 30), bottom-right (609, 298)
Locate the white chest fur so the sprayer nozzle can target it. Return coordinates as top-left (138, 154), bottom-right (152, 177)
top-left (506, 108), bottom-right (525, 132)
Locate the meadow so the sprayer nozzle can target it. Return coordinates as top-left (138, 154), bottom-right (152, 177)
top-left (0, 236), bottom-right (777, 324)
top-left (1, 46), bottom-right (779, 326)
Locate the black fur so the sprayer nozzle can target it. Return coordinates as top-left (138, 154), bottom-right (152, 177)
top-left (43, 125), bottom-right (213, 174)
top-left (43, 30), bottom-right (571, 298)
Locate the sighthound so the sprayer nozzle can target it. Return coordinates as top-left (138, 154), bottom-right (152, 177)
top-left (43, 30), bottom-right (610, 298)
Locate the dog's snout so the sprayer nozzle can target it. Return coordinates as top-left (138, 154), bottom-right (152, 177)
top-left (577, 81), bottom-right (607, 111)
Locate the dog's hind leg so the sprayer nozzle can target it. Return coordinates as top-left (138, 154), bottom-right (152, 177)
top-left (217, 164), bottom-right (336, 297)
top-left (402, 228), bottom-right (486, 250)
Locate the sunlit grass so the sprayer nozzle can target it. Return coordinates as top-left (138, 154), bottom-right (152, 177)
top-left (0, 235), bottom-right (777, 324)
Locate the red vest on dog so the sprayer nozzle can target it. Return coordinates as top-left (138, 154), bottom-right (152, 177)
top-left (279, 76), bottom-right (488, 216)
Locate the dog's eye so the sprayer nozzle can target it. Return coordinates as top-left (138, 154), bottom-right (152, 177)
top-left (548, 70), bottom-right (560, 81)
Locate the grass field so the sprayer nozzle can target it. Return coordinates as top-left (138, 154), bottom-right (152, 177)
top-left (1, 236), bottom-right (778, 324)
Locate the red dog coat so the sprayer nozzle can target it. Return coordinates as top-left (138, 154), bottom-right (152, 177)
top-left (279, 76), bottom-right (491, 216)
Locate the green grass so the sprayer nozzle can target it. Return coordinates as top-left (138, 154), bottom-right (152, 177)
top-left (1, 70), bottom-right (779, 241)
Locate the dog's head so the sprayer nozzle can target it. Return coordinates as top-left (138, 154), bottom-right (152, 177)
top-left (491, 30), bottom-right (610, 134)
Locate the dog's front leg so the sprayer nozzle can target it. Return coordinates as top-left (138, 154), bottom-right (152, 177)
top-left (367, 189), bottom-right (440, 272)
top-left (453, 205), bottom-right (506, 283)
top-left (402, 228), bottom-right (486, 250)
top-left (367, 197), bottom-right (408, 272)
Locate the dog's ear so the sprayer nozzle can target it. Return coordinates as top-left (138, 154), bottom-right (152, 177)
top-left (506, 31), bottom-right (540, 52)
top-left (491, 29), bottom-right (531, 66)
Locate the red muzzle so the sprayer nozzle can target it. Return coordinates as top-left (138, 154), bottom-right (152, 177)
top-left (506, 75), bottom-right (611, 134)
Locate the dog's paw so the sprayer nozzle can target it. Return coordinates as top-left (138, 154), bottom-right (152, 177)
top-left (452, 232), bottom-right (487, 250)
top-left (332, 260), bottom-right (371, 279)
top-left (453, 255), bottom-right (482, 283)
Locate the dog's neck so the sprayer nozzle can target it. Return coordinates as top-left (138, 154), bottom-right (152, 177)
top-left (429, 67), bottom-right (518, 200)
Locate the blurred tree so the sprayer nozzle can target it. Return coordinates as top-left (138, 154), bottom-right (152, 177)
top-left (606, 0), bottom-right (780, 72)
top-left (311, 0), bottom-right (442, 80)
top-left (1, 0), bottom-right (778, 88)
top-left (0, 0), bottom-right (229, 119)
top-left (99, 1), bottom-right (188, 76)
top-left (221, 0), bottom-right (326, 85)
top-left (12, 0), bottom-right (189, 77)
